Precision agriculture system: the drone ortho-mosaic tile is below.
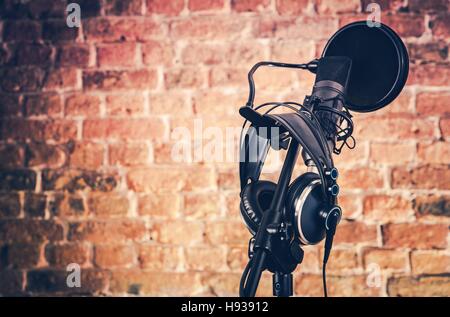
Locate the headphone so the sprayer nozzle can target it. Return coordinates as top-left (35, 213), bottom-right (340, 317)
top-left (239, 119), bottom-right (341, 248)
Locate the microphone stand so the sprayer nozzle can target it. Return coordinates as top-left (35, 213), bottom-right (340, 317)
top-left (243, 139), bottom-right (300, 297)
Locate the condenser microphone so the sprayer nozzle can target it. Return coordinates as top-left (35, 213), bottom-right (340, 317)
top-left (310, 56), bottom-right (352, 151)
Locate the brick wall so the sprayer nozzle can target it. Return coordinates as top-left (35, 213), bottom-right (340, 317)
top-left (0, 0), bottom-right (449, 296)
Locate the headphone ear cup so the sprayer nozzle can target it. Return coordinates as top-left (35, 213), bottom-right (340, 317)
top-left (240, 181), bottom-right (277, 235)
top-left (286, 172), bottom-right (326, 245)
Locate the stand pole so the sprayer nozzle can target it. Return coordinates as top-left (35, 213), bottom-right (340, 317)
top-left (273, 272), bottom-right (293, 297)
top-left (243, 140), bottom-right (299, 297)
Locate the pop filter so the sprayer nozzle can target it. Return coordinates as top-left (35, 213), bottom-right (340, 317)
top-left (322, 21), bottom-right (409, 112)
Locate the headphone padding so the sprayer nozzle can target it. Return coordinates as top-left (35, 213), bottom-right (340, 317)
top-left (240, 181), bottom-right (277, 234)
top-left (286, 172), bottom-right (326, 245)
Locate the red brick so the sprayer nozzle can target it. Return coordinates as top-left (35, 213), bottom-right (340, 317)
top-left (170, 16), bottom-right (247, 40)
top-left (391, 165), bottom-right (450, 190)
top-left (83, 69), bottom-right (157, 90)
top-left (83, 18), bottom-right (163, 42)
top-left (416, 92), bottom-right (450, 116)
top-left (15, 43), bottom-right (52, 66)
top-left (417, 141), bottom-right (450, 164)
top-left (408, 42), bottom-right (449, 64)
top-left (65, 94), bottom-right (101, 117)
top-left (271, 39), bottom-right (315, 64)
top-left (430, 13), bottom-right (450, 38)
top-left (294, 274), bottom-right (324, 297)
top-left (97, 43), bottom-right (138, 67)
top-left (0, 94), bottom-right (21, 116)
top-left (43, 20), bottom-right (79, 42)
top-left (0, 67), bottom-right (45, 92)
top-left (413, 195), bottom-right (450, 219)
top-left (409, 0), bottom-right (448, 12)
top-left (255, 16), bottom-right (337, 40)
top-left (94, 244), bottom-right (136, 268)
top-left (185, 246), bottom-right (227, 271)
top-left (0, 144), bottom-right (24, 169)
top-left (147, 0), bottom-right (184, 16)
top-left (25, 143), bottom-right (66, 169)
top-left (165, 67), bottom-right (206, 89)
top-left (127, 167), bottom-right (216, 192)
top-left (334, 221), bottom-right (378, 245)
top-left (1, 243), bottom-right (41, 269)
top-left (138, 244), bottom-right (180, 270)
top-left (24, 192), bottom-right (46, 218)
top-left (150, 220), bottom-right (204, 245)
top-left (27, 269), bottom-right (109, 295)
top-left (142, 40), bottom-right (174, 66)
top-left (68, 220), bottom-right (146, 243)
top-left (205, 221), bottom-right (249, 245)
top-left (83, 118), bottom-right (167, 140)
top-left (0, 170), bottom-right (36, 191)
top-left (24, 94), bottom-right (62, 117)
top-left (369, 142), bottom-right (416, 165)
top-left (363, 248), bottom-right (408, 271)
top-left (218, 169), bottom-right (240, 190)
top-left (137, 193), bottom-right (180, 218)
top-left (363, 195), bottom-right (413, 223)
top-left (231, 0), bottom-right (270, 12)
top-left (0, 0), bottom-right (66, 19)
top-left (188, 0), bottom-right (224, 11)
top-left (316, 0), bottom-right (360, 14)
top-left (226, 245), bottom-right (248, 272)
top-left (0, 192), bottom-right (20, 218)
top-left (0, 220), bottom-right (63, 243)
top-left (106, 93), bottom-right (145, 116)
top-left (209, 67), bottom-right (248, 88)
top-left (327, 275), bottom-right (381, 297)
top-left (355, 116), bottom-right (436, 140)
top-left (0, 270), bottom-right (24, 295)
top-left (408, 63), bottom-right (450, 86)
top-left (441, 118), bottom-right (450, 138)
top-left (383, 14), bottom-right (425, 37)
top-left (44, 68), bottom-right (78, 91)
top-left (109, 143), bottom-right (149, 166)
top-left (320, 248), bottom-right (359, 273)
top-left (339, 168), bottom-right (384, 190)
top-left (183, 193), bottom-right (221, 219)
top-left (104, 0), bottom-right (143, 15)
top-left (181, 43), bottom-right (226, 65)
top-left (49, 193), bottom-right (86, 218)
top-left (110, 270), bottom-right (202, 295)
top-left (192, 91), bottom-right (241, 115)
top-left (3, 20), bottom-right (41, 42)
top-left (57, 45), bottom-right (90, 67)
top-left (150, 93), bottom-right (192, 116)
top-left (382, 223), bottom-right (448, 249)
top-left (226, 43), bottom-right (267, 66)
top-left (388, 276), bottom-right (450, 296)
top-left (411, 251), bottom-right (450, 274)
top-left (337, 194), bottom-right (361, 219)
top-left (88, 192), bottom-right (129, 218)
top-left (275, 0), bottom-right (309, 15)
top-left (43, 120), bottom-right (78, 142)
top-left (45, 243), bottom-right (90, 268)
top-left (42, 169), bottom-right (118, 192)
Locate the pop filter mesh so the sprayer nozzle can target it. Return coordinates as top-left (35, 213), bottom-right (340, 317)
top-left (323, 22), bottom-right (408, 112)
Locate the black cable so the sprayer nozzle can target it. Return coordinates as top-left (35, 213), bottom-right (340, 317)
top-left (322, 262), bottom-right (328, 297)
top-left (239, 256), bottom-right (253, 297)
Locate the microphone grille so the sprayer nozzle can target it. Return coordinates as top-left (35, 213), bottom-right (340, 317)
top-left (315, 56), bottom-right (352, 91)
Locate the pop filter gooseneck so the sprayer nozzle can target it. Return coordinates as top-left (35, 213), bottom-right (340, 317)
top-left (322, 21), bottom-right (409, 112)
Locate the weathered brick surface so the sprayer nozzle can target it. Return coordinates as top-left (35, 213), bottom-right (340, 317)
top-left (0, 0), bottom-right (449, 297)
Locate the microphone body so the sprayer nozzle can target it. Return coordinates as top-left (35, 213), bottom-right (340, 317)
top-left (311, 56), bottom-right (352, 151)
top-left (301, 56), bottom-right (352, 166)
